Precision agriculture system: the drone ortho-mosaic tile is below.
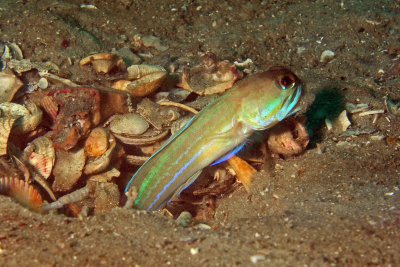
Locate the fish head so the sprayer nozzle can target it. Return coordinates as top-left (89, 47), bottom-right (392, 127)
top-left (242, 67), bottom-right (302, 130)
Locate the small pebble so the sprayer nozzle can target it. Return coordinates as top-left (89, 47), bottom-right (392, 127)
top-left (320, 49), bottom-right (335, 63)
top-left (190, 247), bottom-right (199, 255)
top-left (176, 211), bottom-right (192, 227)
top-left (250, 254), bottom-right (265, 264)
top-left (196, 223), bottom-right (212, 230)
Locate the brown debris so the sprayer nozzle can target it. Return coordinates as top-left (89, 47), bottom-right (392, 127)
top-left (178, 52), bottom-right (242, 95)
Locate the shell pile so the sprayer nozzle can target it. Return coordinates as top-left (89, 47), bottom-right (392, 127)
top-left (0, 43), bottom-right (307, 217)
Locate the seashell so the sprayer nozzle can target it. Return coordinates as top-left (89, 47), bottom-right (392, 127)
top-left (345, 102), bottom-right (369, 114)
top-left (320, 50), bottom-right (335, 63)
top-left (267, 117), bottom-right (309, 157)
top-left (31, 171), bottom-right (56, 201)
top-left (336, 110), bottom-right (351, 132)
top-left (127, 64), bottom-right (166, 79)
top-left (0, 176), bottom-right (44, 213)
top-left (0, 102), bottom-right (29, 118)
top-left (89, 167), bottom-right (120, 183)
top-left (111, 64), bottom-right (167, 97)
top-left (168, 88), bottom-right (191, 103)
top-left (1, 156), bottom-right (23, 178)
top-left (112, 46), bottom-right (142, 66)
top-left (109, 113), bottom-right (149, 136)
top-left (42, 185), bottom-right (91, 211)
top-left (84, 134), bottom-right (117, 175)
top-left (8, 43), bottom-right (24, 60)
top-left (24, 136), bottom-right (55, 179)
top-left (15, 102), bottom-right (43, 134)
top-left (0, 117), bottom-right (17, 156)
top-left (178, 52), bottom-right (241, 95)
top-left (80, 53), bottom-right (126, 74)
top-left (37, 77), bottom-right (48, 89)
top-left (39, 71), bottom-right (79, 87)
top-left (113, 128), bottom-right (169, 145)
top-left (0, 72), bottom-right (23, 102)
top-left (40, 95), bottom-right (58, 120)
top-left (124, 154), bottom-right (149, 166)
top-left (137, 98), bottom-right (174, 130)
top-left (85, 127), bottom-right (109, 157)
top-left (170, 115), bottom-right (193, 135)
top-left (7, 59), bottom-right (59, 74)
top-left (52, 148), bottom-right (86, 192)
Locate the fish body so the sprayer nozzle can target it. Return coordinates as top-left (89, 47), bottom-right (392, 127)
top-left (125, 67), bottom-right (302, 211)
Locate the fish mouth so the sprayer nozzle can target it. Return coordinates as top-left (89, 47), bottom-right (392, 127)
top-left (277, 85), bottom-right (302, 121)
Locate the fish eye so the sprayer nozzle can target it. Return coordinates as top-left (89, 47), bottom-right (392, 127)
top-left (278, 75), bottom-right (295, 90)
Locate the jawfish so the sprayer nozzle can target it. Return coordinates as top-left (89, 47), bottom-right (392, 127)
top-left (125, 67), bottom-right (302, 211)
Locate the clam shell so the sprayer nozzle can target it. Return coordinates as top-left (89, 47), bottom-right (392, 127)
top-left (85, 127), bottom-right (109, 157)
top-left (25, 136), bottom-right (55, 179)
top-left (112, 64), bottom-right (167, 97)
top-left (113, 128), bottom-right (169, 145)
top-left (52, 148), bottom-right (86, 192)
top-left (0, 102), bottom-right (42, 134)
top-left (84, 134), bottom-right (117, 175)
top-left (80, 53), bottom-right (125, 74)
top-left (0, 176), bottom-right (44, 213)
top-left (40, 95), bottom-right (58, 120)
top-left (0, 117), bottom-right (16, 156)
top-left (15, 102), bottom-right (43, 134)
top-left (125, 72), bottom-right (166, 97)
top-left (109, 113), bottom-right (149, 136)
top-left (0, 72), bottom-right (23, 102)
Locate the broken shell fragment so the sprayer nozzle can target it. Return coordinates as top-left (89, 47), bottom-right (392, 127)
top-left (89, 167), bottom-right (120, 183)
top-left (0, 72), bottom-right (23, 102)
top-left (85, 127), bottom-right (109, 157)
top-left (0, 117), bottom-right (17, 156)
top-left (320, 50), bottom-right (335, 63)
top-left (137, 98), bottom-right (180, 130)
top-left (336, 110), bottom-right (351, 132)
top-left (52, 148), bottom-right (86, 192)
top-left (109, 113), bottom-right (149, 136)
top-left (111, 64), bottom-right (167, 97)
top-left (24, 136), bottom-right (55, 179)
top-left (267, 117), bottom-right (309, 157)
top-left (80, 53), bottom-right (126, 74)
top-left (178, 52), bottom-right (241, 95)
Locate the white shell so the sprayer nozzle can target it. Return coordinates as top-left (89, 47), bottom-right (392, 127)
top-left (337, 110), bottom-right (351, 132)
top-left (320, 50), bottom-right (335, 63)
top-left (37, 77), bottom-right (48, 89)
